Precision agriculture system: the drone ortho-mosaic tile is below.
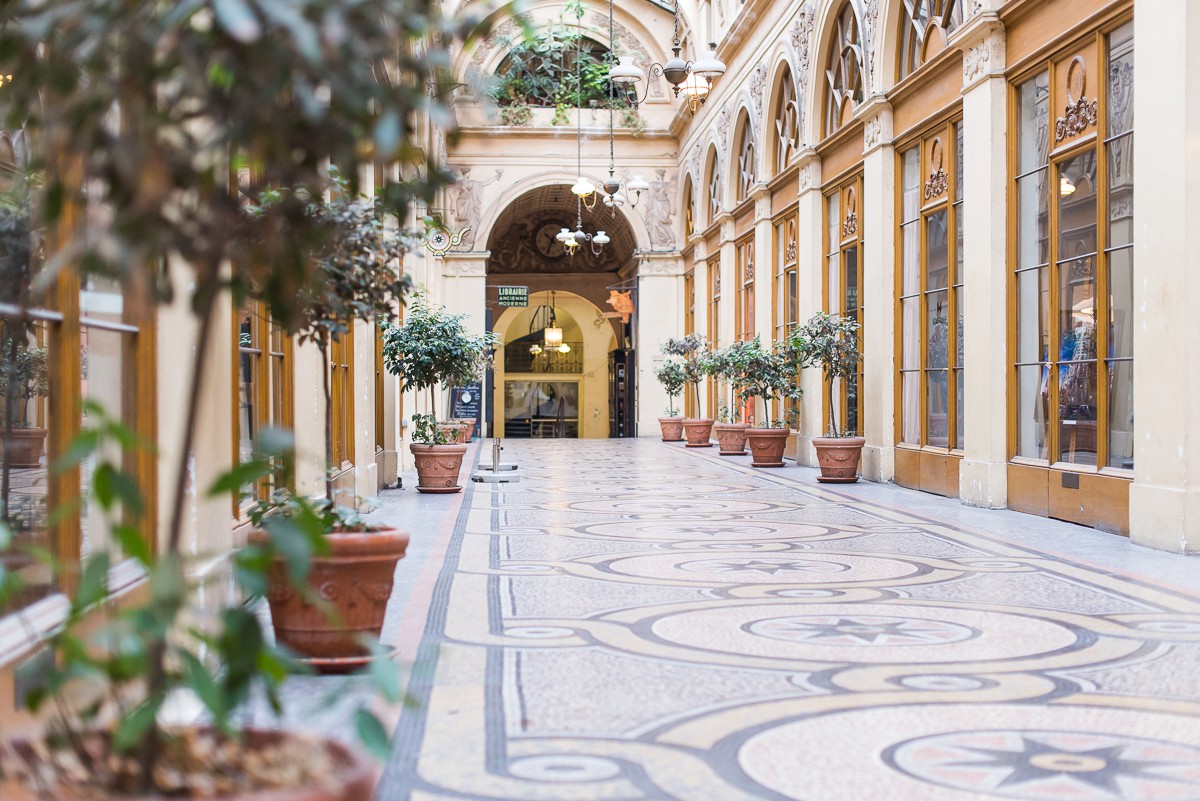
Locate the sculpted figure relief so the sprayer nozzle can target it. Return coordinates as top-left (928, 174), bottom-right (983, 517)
top-left (644, 168), bottom-right (678, 250)
top-left (448, 167), bottom-right (503, 248)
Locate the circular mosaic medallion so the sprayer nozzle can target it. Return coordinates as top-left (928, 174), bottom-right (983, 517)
top-left (747, 615), bottom-right (977, 647)
top-left (600, 552), bottom-right (926, 586)
top-left (575, 520), bottom-right (838, 542)
top-left (650, 602), bottom-right (1080, 666)
top-left (679, 557), bottom-right (852, 577)
top-left (740, 705), bottom-right (1200, 801)
top-left (888, 729), bottom-right (1200, 800)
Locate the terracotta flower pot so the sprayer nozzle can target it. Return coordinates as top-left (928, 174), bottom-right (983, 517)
top-left (2, 728), bottom-right (376, 800)
top-left (6, 427), bottom-right (46, 468)
top-left (746, 427), bottom-right (790, 467)
top-left (813, 435), bottom-right (866, 483)
top-left (410, 442), bottom-right (468, 493)
top-left (682, 418), bottom-right (715, 447)
top-left (251, 528), bottom-right (409, 672)
top-left (437, 422), bottom-right (470, 444)
top-left (658, 416), bottom-right (684, 442)
top-left (454, 419), bottom-right (477, 440)
top-left (713, 422), bottom-right (750, 455)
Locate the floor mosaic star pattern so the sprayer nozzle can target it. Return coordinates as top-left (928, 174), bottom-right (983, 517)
top-left (379, 439), bottom-right (1200, 801)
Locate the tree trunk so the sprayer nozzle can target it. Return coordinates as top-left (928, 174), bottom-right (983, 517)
top-left (827, 374), bottom-right (838, 438)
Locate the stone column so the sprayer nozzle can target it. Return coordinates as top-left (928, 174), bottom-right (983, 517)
top-left (750, 184), bottom-right (774, 344)
top-left (860, 98), bottom-right (897, 483)
top-left (794, 150), bottom-right (824, 465)
top-left (1128, 0), bottom-right (1200, 553)
top-left (635, 253), bottom-right (685, 434)
top-left (954, 13), bottom-right (1009, 508)
top-left (433, 253), bottom-right (488, 451)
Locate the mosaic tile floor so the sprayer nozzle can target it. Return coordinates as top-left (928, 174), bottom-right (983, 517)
top-left (377, 439), bottom-right (1200, 801)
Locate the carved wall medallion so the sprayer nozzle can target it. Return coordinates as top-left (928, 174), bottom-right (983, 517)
top-left (864, 115), bottom-right (882, 149)
top-left (842, 188), bottom-right (858, 239)
top-left (785, 241), bottom-right (797, 261)
top-left (1055, 56), bottom-right (1098, 142)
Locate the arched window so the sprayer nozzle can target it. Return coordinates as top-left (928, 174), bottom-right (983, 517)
top-left (773, 70), bottom-right (799, 175)
top-left (824, 2), bottom-right (866, 138)
top-left (735, 113), bottom-right (756, 203)
top-left (898, 0), bottom-right (964, 80)
top-left (706, 148), bottom-right (721, 224)
top-left (493, 33), bottom-right (610, 108)
top-left (683, 177), bottom-right (695, 238)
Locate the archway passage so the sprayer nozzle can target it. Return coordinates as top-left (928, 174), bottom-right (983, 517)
top-left (486, 185), bottom-right (640, 438)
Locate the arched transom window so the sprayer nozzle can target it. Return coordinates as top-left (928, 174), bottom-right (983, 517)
top-left (773, 70), bottom-right (799, 174)
top-left (824, 1), bottom-right (866, 138)
top-left (707, 149), bottom-right (721, 224)
top-left (898, 0), bottom-right (964, 80)
top-left (736, 114), bottom-right (756, 203)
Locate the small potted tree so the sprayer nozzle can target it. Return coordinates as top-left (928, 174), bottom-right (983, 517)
top-left (720, 337), bottom-right (802, 467)
top-left (791, 312), bottom-right (864, 482)
top-left (653, 360), bottom-right (687, 442)
top-left (0, 340), bottom-right (48, 468)
top-left (703, 347), bottom-right (749, 455)
top-left (382, 298), bottom-right (498, 493)
top-left (246, 174), bottom-right (412, 669)
top-left (663, 335), bottom-right (714, 447)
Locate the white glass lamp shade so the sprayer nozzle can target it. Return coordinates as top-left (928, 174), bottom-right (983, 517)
top-left (557, 343), bottom-right (571, 353)
top-left (609, 56), bottom-right (643, 84)
top-left (556, 227), bottom-right (573, 243)
top-left (627, 175), bottom-right (650, 193)
top-left (529, 343), bottom-right (542, 355)
top-left (680, 71), bottom-right (710, 100)
top-left (544, 326), bottom-right (564, 348)
top-left (692, 44), bottom-right (726, 79)
top-left (571, 177), bottom-right (596, 198)
top-left (593, 230), bottom-right (610, 245)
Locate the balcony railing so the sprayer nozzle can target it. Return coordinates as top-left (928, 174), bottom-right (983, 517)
top-left (504, 342), bottom-right (583, 374)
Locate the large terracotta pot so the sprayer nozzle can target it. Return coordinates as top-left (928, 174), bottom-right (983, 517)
top-left (713, 422), bottom-right (750, 455)
top-left (746, 427), bottom-right (790, 467)
top-left (453, 418), bottom-right (477, 440)
top-left (813, 435), bottom-right (865, 483)
top-left (6, 427), bottom-right (46, 468)
top-left (250, 527), bottom-right (409, 672)
top-left (682, 418), bottom-right (715, 447)
top-left (437, 422), bottom-right (470, 444)
top-left (411, 442), bottom-right (468, 493)
top-left (2, 728), bottom-right (376, 800)
top-left (658, 417), bottom-right (684, 442)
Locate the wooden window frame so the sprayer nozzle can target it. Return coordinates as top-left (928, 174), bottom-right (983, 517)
top-left (824, 1), bottom-right (866, 139)
top-left (823, 176), bottom-right (865, 436)
top-left (897, 0), bottom-right (965, 82)
top-left (706, 256), bottom-right (721, 419)
top-left (772, 212), bottom-right (799, 427)
top-left (232, 301), bottom-right (293, 513)
top-left (330, 327), bottom-right (355, 470)
top-left (735, 234), bottom-right (755, 344)
top-left (895, 117), bottom-right (964, 454)
top-left (736, 117), bottom-right (756, 203)
top-left (773, 72), bottom-right (799, 176)
top-left (1007, 19), bottom-right (1134, 477)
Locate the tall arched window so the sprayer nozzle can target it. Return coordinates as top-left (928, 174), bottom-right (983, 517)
top-left (824, 1), bottom-right (866, 137)
top-left (735, 113), bottom-right (756, 203)
top-left (683, 177), bottom-right (695, 238)
top-left (773, 70), bottom-right (799, 175)
top-left (706, 148), bottom-right (721, 225)
top-left (898, 0), bottom-right (964, 80)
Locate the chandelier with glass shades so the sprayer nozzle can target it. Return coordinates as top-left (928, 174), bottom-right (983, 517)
top-left (558, 12), bottom-right (610, 257)
top-left (606, 0), bottom-right (725, 117)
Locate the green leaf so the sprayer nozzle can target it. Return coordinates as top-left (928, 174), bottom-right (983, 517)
top-left (92, 463), bottom-right (144, 516)
top-left (180, 651), bottom-right (224, 723)
top-left (365, 642), bottom-right (402, 703)
top-left (354, 708), bottom-right (392, 761)
top-left (75, 553), bottom-right (111, 610)
top-left (209, 458), bottom-right (272, 496)
top-left (113, 696), bottom-right (162, 752)
top-left (111, 523), bottom-right (152, 566)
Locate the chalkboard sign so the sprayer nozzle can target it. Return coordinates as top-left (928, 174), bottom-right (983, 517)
top-left (451, 384), bottom-right (483, 431)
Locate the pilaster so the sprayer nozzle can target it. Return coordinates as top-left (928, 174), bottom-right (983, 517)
top-left (635, 253), bottom-right (685, 433)
top-left (794, 150), bottom-right (824, 466)
top-left (1128, 0), bottom-right (1200, 553)
top-left (956, 15), bottom-right (1009, 509)
top-left (860, 98), bottom-right (896, 482)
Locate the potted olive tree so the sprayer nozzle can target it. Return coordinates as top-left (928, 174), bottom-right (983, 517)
top-left (381, 298), bottom-right (498, 493)
top-left (791, 312), bottom-right (864, 482)
top-left (653, 359), bottom-right (687, 442)
top-left (0, 0), bottom-right (476, 797)
top-left (663, 335), bottom-right (714, 447)
top-left (718, 337), bottom-right (802, 467)
top-left (701, 348), bottom-right (750, 455)
top-left (246, 173), bottom-right (412, 669)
